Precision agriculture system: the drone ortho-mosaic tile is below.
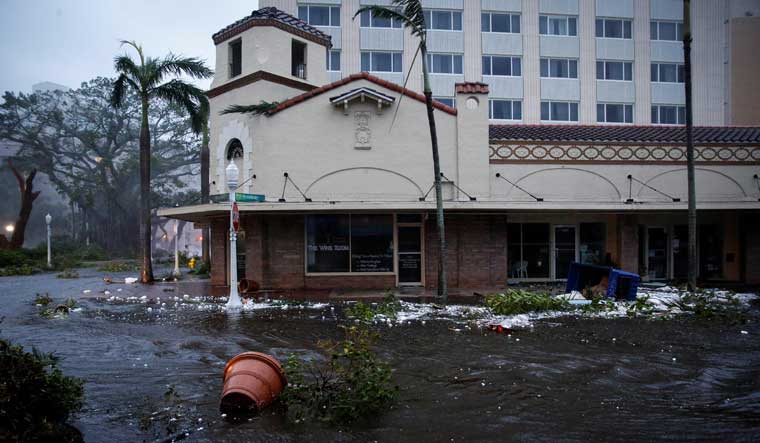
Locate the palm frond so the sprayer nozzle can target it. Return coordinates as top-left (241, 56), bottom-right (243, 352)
top-left (355, 1), bottom-right (425, 39)
top-left (110, 74), bottom-right (137, 108)
top-left (220, 102), bottom-right (279, 116)
top-left (113, 55), bottom-right (142, 84)
top-left (119, 40), bottom-right (144, 65)
top-left (151, 79), bottom-right (207, 133)
top-left (156, 54), bottom-right (214, 81)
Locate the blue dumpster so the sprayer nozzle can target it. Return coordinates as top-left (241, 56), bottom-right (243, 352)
top-left (565, 262), bottom-right (640, 301)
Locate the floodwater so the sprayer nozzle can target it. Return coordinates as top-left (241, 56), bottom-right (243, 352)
top-left (1, 270), bottom-right (759, 442)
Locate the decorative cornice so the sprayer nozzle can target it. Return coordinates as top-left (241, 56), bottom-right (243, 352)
top-left (489, 142), bottom-right (760, 165)
top-left (207, 71), bottom-right (316, 99)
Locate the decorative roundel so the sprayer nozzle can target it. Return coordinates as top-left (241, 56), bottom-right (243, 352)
top-left (634, 147), bottom-right (650, 160)
top-left (583, 146), bottom-right (600, 160)
top-left (532, 146), bottom-right (548, 159)
top-left (496, 145), bottom-right (513, 159)
top-left (601, 147), bottom-right (617, 160)
top-left (515, 145), bottom-right (531, 159)
top-left (718, 148), bottom-right (734, 161)
top-left (734, 148), bottom-right (750, 160)
top-left (549, 146), bottom-right (565, 159)
top-left (700, 147), bottom-right (717, 160)
top-left (750, 148), bottom-right (760, 160)
top-left (668, 147), bottom-right (684, 160)
top-left (618, 147), bottom-right (634, 160)
top-left (651, 147), bottom-right (667, 160)
top-left (567, 146), bottom-right (583, 159)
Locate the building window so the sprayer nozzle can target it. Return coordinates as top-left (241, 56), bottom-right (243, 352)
top-left (489, 99), bottom-right (522, 120)
top-left (424, 9), bottom-right (462, 30)
top-left (652, 105), bottom-right (685, 124)
top-left (539, 15), bottom-right (577, 36)
top-left (597, 103), bottom-right (633, 123)
top-left (226, 139), bottom-right (244, 160)
top-left (651, 20), bottom-right (683, 41)
top-left (306, 214), bottom-right (393, 273)
top-left (434, 97), bottom-right (455, 108)
top-left (540, 58), bottom-right (578, 78)
top-left (298, 5), bottom-right (340, 27)
top-left (361, 51), bottom-right (402, 72)
top-left (482, 55), bottom-right (521, 76)
top-left (481, 12), bottom-right (520, 33)
top-left (596, 60), bottom-right (633, 81)
top-left (651, 63), bottom-right (685, 83)
top-left (360, 9), bottom-right (402, 28)
top-left (229, 39), bottom-right (242, 78)
top-left (292, 40), bottom-right (307, 79)
top-left (426, 53), bottom-right (463, 74)
top-left (580, 223), bottom-right (606, 265)
top-left (508, 223), bottom-right (551, 279)
top-left (595, 18), bottom-right (632, 39)
top-left (541, 101), bottom-right (579, 122)
top-left (327, 49), bottom-right (341, 71)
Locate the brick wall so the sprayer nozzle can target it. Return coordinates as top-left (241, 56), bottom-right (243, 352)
top-left (424, 214), bottom-right (508, 290)
top-left (210, 218), bottom-right (228, 286)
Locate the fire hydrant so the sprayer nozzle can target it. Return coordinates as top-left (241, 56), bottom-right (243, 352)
top-left (188, 257), bottom-right (196, 270)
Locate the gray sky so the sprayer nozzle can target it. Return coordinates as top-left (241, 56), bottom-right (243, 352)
top-left (0, 0), bottom-right (260, 93)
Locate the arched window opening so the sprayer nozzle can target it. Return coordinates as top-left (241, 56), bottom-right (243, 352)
top-left (226, 139), bottom-right (244, 160)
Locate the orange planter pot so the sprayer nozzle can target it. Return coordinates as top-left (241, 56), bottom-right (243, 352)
top-left (238, 278), bottom-right (260, 294)
top-left (220, 352), bottom-right (287, 416)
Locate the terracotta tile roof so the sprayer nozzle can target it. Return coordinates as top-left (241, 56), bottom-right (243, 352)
top-left (489, 124), bottom-right (760, 144)
top-left (212, 7), bottom-right (332, 47)
top-left (455, 82), bottom-right (489, 94)
top-left (267, 72), bottom-right (458, 116)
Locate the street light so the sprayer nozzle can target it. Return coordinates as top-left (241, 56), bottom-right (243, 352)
top-left (173, 219), bottom-right (180, 277)
top-left (4, 224), bottom-right (13, 233)
top-left (225, 161), bottom-right (242, 309)
top-left (45, 214), bottom-right (52, 268)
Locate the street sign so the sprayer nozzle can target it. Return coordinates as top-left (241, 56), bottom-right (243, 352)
top-left (232, 202), bottom-right (240, 232)
top-left (210, 193), bottom-right (266, 203)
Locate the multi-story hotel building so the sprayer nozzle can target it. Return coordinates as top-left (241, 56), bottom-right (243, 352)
top-left (161, 2), bottom-right (760, 293)
top-left (259, 0), bottom-right (760, 126)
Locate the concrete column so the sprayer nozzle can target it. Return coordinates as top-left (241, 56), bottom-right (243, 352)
top-left (463, 0), bottom-right (483, 82)
top-left (578, 0), bottom-right (597, 123)
top-left (342, 0), bottom-right (362, 75)
top-left (455, 88), bottom-right (491, 199)
top-left (633, 0), bottom-right (652, 124)
top-left (522, 0), bottom-right (541, 123)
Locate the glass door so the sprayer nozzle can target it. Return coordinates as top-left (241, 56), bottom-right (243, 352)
top-left (554, 226), bottom-right (576, 280)
top-left (647, 227), bottom-right (668, 280)
top-left (397, 225), bottom-right (422, 285)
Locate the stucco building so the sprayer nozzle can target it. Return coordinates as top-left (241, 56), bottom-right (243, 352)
top-left (159, 5), bottom-right (760, 293)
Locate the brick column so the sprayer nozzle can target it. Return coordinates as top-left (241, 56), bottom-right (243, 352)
top-left (210, 218), bottom-right (228, 287)
top-left (617, 214), bottom-right (639, 275)
top-left (244, 215), bottom-right (265, 286)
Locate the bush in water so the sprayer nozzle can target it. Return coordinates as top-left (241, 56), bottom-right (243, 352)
top-left (485, 289), bottom-right (571, 315)
top-left (344, 295), bottom-right (402, 322)
top-left (0, 334), bottom-right (84, 441)
top-left (281, 325), bottom-right (398, 425)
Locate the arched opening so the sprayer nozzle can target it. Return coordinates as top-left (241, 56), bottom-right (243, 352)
top-left (225, 138), bottom-right (245, 185)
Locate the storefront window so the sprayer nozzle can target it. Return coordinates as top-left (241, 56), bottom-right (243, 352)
top-left (508, 223), bottom-right (550, 279)
top-left (306, 215), bottom-right (393, 273)
top-left (580, 223), bottom-right (605, 265)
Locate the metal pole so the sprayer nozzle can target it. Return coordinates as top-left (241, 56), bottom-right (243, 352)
top-left (46, 219), bottom-right (52, 268)
top-left (173, 219), bottom-right (180, 277)
top-left (227, 190), bottom-right (241, 308)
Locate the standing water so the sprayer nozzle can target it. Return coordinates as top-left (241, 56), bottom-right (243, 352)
top-left (1, 269), bottom-right (759, 442)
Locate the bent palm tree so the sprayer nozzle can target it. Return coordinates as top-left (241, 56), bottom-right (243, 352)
top-left (354, 1), bottom-right (448, 301)
top-left (111, 41), bottom-right (212, 283)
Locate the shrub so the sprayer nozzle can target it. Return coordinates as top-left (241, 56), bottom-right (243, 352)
top-left (626, 295), bottom-right (655, 317)
top-left (57, 270), bottom-right (80, 279)
top-left (97, 261), bottom-right (139, 273)
top-left (0, 249), bottom-right (31, 268)
top-left (344, 295), bottom-right (401, 322)
top-left (665, 290), bottom-right (743, 320)
top-left (34, 293), bottom-right (53, 306)
top-left (0, 264), bottom-right (39, 276)
top-left (485, 289), bottom-right (571, 315)
top-left (0, 336), bottom-right (84, 441)
top-left (281, 325), bottom-right (398, 425)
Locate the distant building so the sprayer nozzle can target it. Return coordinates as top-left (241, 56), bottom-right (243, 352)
top-left (159, 5), bottom-right (760, 293)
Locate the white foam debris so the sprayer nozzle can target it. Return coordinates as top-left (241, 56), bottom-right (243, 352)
top-left (125, 277), bottom-right (138, 284)
top-left (740, 330), bottom-right (749, 335)
top-left (82, 289), bottom-right (91, 294)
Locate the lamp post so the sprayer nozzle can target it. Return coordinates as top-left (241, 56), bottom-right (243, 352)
top-left (45, 214), bottom-right (52, 268)
top-left (173, 219), bottom-right (180, 277)
top-left (225, 161), bottom-right (242, 309)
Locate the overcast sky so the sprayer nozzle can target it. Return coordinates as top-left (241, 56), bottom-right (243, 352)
top-left (0, 0), bottom-right (260, 94)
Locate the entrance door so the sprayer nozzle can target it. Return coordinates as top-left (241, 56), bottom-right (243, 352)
top-left (699, 224), bottom-right (723, 280)
top-left (647, 227), bottom-right (668, 280)
top-left (554, 226), bottom-right (576, 280)
top-left (397, 225), bottom-right (422, 285)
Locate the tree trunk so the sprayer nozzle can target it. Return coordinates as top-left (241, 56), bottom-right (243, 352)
top-left (8, 162), bottom-right (41, 249)
top-left (200, 122), bottom-right (210, 264)
top-left (683, 0), bottom-right (697, 292)
top-left (139, 94), bottom-right (155, 283)
top-left (421, 45), bottom-right (448, 302)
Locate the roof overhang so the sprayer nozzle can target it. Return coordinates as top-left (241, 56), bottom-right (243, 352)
top-left (330, 87), bottom-right (395, 114)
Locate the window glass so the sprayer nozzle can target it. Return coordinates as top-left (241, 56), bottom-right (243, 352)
top-left (453, 55), bottom-right (463, 74)
top-left (540, 101), bottom-right (550, 120)
top-left (492, 57), bottom-right (511, 75)
top-left (595, 19), bottom-right (604, 37)
top-left (550, 59), bottom-right (567, 77)
top-left (625, 104), bottom-right (633, 123)
top-left (624, 20), bottom-right (632, 38)
top-left (298, 6), bottom-right (308, 21)
top-left (306, 215), bottom-right (350, 273)
top-left (651, 106), bottom-right (658, 124)
top-left (492, 13), bottom-right (510, 32)
top-left (309, 6), bottom-right (330, 26)
top-left (540, 58), bottom-right (549, 77)
top-left (569, 60), bottom-right (578, 78)
top-left (327, 50), bottom-right (341, 71)
top-left (606, 19), bottom-right (623, 38)
top-left (361, 52), bottom-right (370, 71)
top-left (521, 224), bottom-right (550, 278)
top-left (660, 106), bottom-right (677, 124)
top-left (568, 17), bottom-right (577, 36)
top-left (678, 106), bottom-right (685, 124)
top-left (606, 61), bottom-right (624, 80)
top-left (651, 63), bottom-right (658, 82)
top-left (331, 7), bottom-right (340, 26)
top-left (580, 223), bottom-right (605, 265)
top-left (539, 15), bottom-right (548, 34)
top-left (513, 101), bottom-right (522, 120)
top-left (570, 102), bottom-right (579, 121)
top-left (434, 97), bottom-right (455, 107)
top-left (606, 104), bottom-right (623, 122)
top-left (660, 63), bottom-right (677, 82)
top-left (659, 22), bottom-right (676, 40)
top-left (512, 15), bottom-right (521, 33)
top-left (392, 52), bottom-right (402, 72)
top-left (229, 40), bottom-right (242, 78)
top-left (549, 16), bottom-right (567, 35)
top-left (433, 10), bottom-right (451, 29)
top-left (481, 13), bottom-right (491, 32)
top-left (552, 102), bottom-right (569, 120)
top-left (350, 215), bottom-right (393, 273)
top-left (650, 21), bottom-right (658, 39)
top-left (360, 10), bottom-right (370, 27)
top-left (491, 100), bottom-right (512, 119)
top-left (373, 52), bottom-right (392, 71)
top-left (453, 11), bottom-right (462, 30)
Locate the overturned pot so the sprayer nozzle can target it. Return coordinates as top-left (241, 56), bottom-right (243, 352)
top-left (220, 352), bottom-right (287, 417)
top-left (238, 278), bottom-right (260, 294)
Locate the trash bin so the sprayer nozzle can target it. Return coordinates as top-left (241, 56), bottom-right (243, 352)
top-left (565, 262), bottom-right (640, 301)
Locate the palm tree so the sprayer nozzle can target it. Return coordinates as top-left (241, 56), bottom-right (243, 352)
top-left (110, 41), bottom-right (212, 283)
top-left (682, 1), bottom-right (697, 291)
top-left (354, 1), bottom-right (448, 301)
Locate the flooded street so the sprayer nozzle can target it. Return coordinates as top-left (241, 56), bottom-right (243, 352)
top-left (2, 270), bottom-right (759, 442)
